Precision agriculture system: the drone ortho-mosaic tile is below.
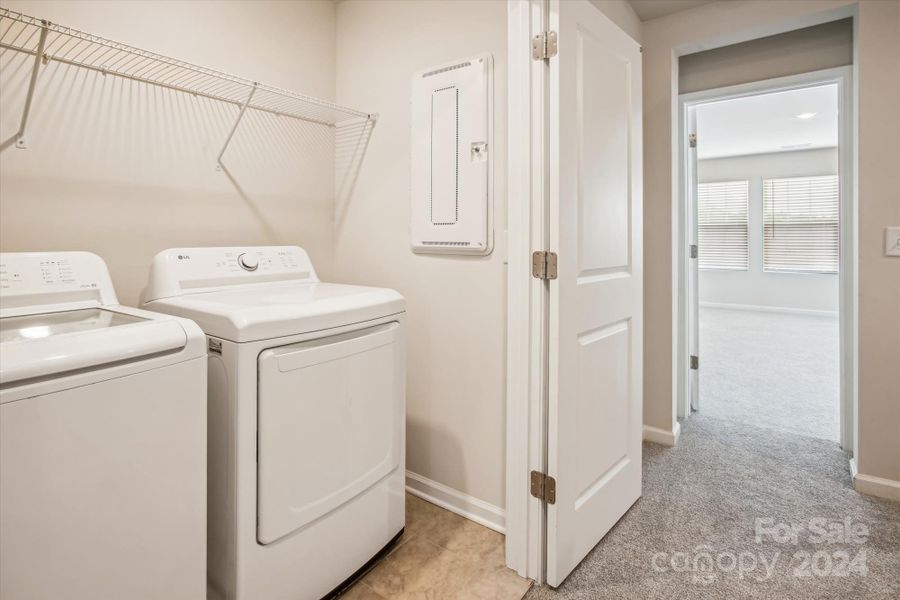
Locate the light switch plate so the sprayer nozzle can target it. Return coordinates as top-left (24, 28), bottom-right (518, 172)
top-left (886, 227), bottom-right (900, 257)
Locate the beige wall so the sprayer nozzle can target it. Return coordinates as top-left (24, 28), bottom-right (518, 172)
top-left (854, 0), bottom-right (900, 484)
top-left (0, 0), bottom-right (338, 305)
top-left (642, 0), bottom-right (900, 484)
top-left (333, 0), bottom-right (508, 509)
top-left (680, 18), bottom-right (853, 94)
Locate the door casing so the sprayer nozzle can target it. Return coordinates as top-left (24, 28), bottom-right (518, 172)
top-left (675, 67), bottom-right (856, 454)
top-left (505, 0), bottom-right (550, 582)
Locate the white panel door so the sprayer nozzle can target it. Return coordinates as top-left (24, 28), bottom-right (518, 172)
top-left (546, 0), bottom-right (643, 586)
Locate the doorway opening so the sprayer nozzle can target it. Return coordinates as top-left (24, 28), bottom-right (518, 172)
top-left (678, 68), bottom-right (855, 450)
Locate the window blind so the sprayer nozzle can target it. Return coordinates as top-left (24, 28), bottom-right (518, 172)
top-left (763, 175), bottom-right (839, 274)
top-left (697, 180), bottom-right (750, 270)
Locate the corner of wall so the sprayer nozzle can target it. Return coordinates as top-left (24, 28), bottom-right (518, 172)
top-left (589, 0), bottom-right (643, 44)
top-left (642, 421), bottom-right (681, 446)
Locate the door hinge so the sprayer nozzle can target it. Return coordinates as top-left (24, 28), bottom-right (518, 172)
top-left (532, 31), bottom-right (558, 60)
top-left (689, 133), bottom-right (697, 148)
top-left (532, 251), bottom-right (558, 280)
top-left (690, 244), bottom-right (698, 259)
top-left (530, 470), bottom-right (557, 504)
top-left (690, 355), bottom-right (699, 370)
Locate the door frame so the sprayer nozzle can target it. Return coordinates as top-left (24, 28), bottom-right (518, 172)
top-left (675, 66), bottom-right (856, 452)
top-left (505, 0), bottom-right (549, 582)
top-left (506, 0), bottom-right (644, 582)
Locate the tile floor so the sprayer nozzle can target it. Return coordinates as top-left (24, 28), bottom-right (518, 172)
top-left (338, 494), bottom-right (532, 600)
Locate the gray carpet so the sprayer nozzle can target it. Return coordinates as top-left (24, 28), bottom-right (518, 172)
top-left (699, 307), bottom-right (840, 441)
top-left (526, 415), bottom-right (900, 600)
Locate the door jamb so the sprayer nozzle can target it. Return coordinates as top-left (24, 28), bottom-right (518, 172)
top-left (505, 0), bottom-right (548, 583)
top-left (675, 66), bottom-right (856, 452)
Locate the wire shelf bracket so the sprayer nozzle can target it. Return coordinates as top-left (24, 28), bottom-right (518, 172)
top-left (11, 18), bottom-right (48, 149)
top-left (216, 83), bottom-right (258, 171)
top-left (0, 8), bottom-right (377, 166)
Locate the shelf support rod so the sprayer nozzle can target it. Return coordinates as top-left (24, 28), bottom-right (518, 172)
top-left (16, 20), bottom-right (49, 149)
top-left (216, 83), bottom-right (258, 171)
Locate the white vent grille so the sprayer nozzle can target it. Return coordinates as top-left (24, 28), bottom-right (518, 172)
top-left (422, 62), bottom-right (472, 78)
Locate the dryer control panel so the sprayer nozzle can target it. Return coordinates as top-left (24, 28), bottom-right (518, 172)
top-left (0, 252), bottom-right (118, 316)
top-left (142, 246), bottom-right (318, 302)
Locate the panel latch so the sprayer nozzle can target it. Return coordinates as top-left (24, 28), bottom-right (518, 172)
top-left (690, 355), bottom-right (699, 370)
top-left (532, 251), bottom-right (558, 280)
top-left (530, 470), bottom-right (557, 504)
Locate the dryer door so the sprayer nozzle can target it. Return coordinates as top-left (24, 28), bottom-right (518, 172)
top-left (256, 322), bottom-right (402, 545)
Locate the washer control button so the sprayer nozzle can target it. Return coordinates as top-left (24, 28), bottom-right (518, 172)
top-left (237, 253), bottom-right (259, 271)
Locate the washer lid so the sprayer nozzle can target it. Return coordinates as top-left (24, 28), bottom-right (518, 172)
top-left (146, 282), bottom-right (405, 342)
top-left (0, 308), bottom-right (190, 385)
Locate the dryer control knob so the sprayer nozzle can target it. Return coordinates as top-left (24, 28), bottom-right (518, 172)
top-left (238, 253), bottom-right (259, 271)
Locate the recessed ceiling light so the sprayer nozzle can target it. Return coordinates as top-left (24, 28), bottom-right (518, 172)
top-left (795, 112), bottom-right (817, 120)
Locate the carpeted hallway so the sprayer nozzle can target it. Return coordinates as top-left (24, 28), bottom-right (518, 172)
top-left (525, 414), bottom-right (900, 600)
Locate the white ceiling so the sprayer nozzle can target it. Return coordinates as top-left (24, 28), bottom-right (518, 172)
top-left (628, 0), bottom-right (716, 21)
top-left (696, 84), bottom-right (839, 160)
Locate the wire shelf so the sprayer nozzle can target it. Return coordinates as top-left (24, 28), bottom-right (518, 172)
top-left (0, 7), bottom-right (375, 157)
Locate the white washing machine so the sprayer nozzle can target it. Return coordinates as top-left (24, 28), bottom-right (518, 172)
top-left (0, 251), bottom-right (207, 600)
top-left (142, 246), bottom-right (406, 600)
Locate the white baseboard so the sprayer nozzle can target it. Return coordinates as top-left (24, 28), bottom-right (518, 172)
top-left (405, 471), bottom-right (506, 533)
top-left (700, 301), bottom-right (838, 318)
top-left (643, 422), bottom-right (681, 446)
top-left (849, 458), bottom-right (900, 501)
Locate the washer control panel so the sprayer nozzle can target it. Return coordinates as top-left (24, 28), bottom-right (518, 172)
top-left (143, 246), bottom-right (317, 301)
top-left (0, 252), bottom-right (118, 314)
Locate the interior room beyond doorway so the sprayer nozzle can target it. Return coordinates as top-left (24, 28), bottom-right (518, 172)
top-left (693, 82), bottom-right (843, 442)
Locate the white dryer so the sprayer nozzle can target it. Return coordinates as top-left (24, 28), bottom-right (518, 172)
top-left (0, 252), bottom-right (207, 600)
top-left (142, 246), bottom-right (406, 600)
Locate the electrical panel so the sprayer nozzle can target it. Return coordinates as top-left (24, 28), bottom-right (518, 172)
top-left (410, 54), bottom-right (493, 255)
